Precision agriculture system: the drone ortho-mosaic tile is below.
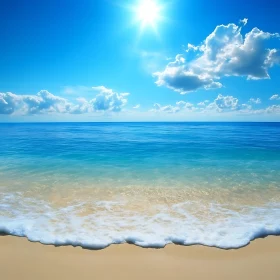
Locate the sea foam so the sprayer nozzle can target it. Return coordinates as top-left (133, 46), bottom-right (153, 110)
top-left (1, 192), bottom-right (280, 249)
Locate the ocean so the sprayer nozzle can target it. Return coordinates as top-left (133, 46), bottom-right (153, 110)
top-left (0, 122), bottom-right (280, 249)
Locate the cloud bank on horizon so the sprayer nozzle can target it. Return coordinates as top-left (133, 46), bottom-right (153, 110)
top-left (1, 88), bottom-right (279, 117)
top-left (0, 87), bottom-right (129, 115)
top-left (151, 94), bottom-right (280, 115)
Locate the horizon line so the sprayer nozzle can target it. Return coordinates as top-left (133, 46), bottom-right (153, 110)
top-left (0, 121), bottom-right (279, 124)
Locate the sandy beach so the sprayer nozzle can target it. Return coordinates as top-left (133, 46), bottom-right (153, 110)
top-left (1, 235), bottom-right (280, 280)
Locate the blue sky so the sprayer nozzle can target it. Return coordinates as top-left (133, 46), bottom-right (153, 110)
top-left (0, 0), bottom-right (280, 121)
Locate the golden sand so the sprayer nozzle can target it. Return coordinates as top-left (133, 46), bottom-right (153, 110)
top-left (1, 235), bottom-right (280, 280)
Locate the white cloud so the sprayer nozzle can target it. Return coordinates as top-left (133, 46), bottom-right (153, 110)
top-left (186, 43), bottom-right (200, 52)
top-left (69, 98), bottom-right (91, 114)
top-left (151, 101), bottom-right (195, 114)
top-left (197, 100), bottom-right (209, 106)
top-left (154, 19), bottom-right (280, 94)
top-left (153, 54), bottom-right (223, 93)
top-left (206, 94), bottom-right (240, 112)
top-left (22, 90), bottom-right (72, 114)
top-left (176, 101), bottom-right (194, 109)
top-left (249, 98), bottom-right (261, 104)
top-left (0, 87), bottom-right (129, 115)
top-left (265, 105), bottom-right (280, 114)
top-left (0, 92), bottom-right (21, 114)
top-left (239, 18), bottom-right (248, 26)
top-left (150, 94), bottom-right (280, 116)
top-left (0, 91), bottom-right (71, 115)
top-left (151, 103), bottom-right (180, 113)
top-left (133, 104), bottom-right (141, 109)
top-left (91, 86), bottom-right (129, 112)
top-left (270, 94), bottom-right (280, 100)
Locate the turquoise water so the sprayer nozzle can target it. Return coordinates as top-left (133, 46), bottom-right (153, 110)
top-left (0, 122), bottom-right (280, 248)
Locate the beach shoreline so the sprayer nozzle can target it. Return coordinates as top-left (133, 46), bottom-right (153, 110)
top-left (1, 235), bottom-right (280, 280)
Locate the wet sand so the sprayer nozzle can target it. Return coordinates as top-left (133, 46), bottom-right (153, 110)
top-left (1, 235), bottom-right (280, 280)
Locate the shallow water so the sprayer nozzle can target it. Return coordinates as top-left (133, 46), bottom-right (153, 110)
top-left (0, 122), bottom-right (280, 248)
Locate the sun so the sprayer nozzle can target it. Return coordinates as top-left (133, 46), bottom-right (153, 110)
top-left (136, 0), bottom-right (161, 29)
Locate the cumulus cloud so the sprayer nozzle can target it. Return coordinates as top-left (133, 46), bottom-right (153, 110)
top-left (151, 94), bottom-right (247, 114)
top-left (69, 97), bottom-right (91, 114)
top-left (133, 104), bottom-right (141, 109)
top-left (240, 18), bottom-right (248, 26)
top-left (249, 98), bottom-right (261, 104)
top-left (0, 91), bottom-right (71, 115)
top-left (154, 54), bottom-right (223, 93)
top-left (23, 90), bottom-right (72, 114)
top-left (265, 105), bottom-right (280, 114)
top-left (197, 100), bottom-right (210, 106)
top-left (150, 94), bottom-right (280, 116)
top-left (151, 103), bottom-right (178, 113)
top-left (151, 101), bottom-right (195, 113)
top-left (270, 94), bottom-right (280, 100)
top-left (206, 94), bottom-right (240, 112)
top-left (0, 87), bottom-right (129, 115)
top-left (154, 19), bottom-right (280, 94)
top-left (91, 86), bottom-right (129, 112)
top-left (0, 92), bottom-right (21, 114)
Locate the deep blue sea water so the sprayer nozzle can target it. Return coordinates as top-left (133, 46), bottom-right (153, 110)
top-left (0, 122), bottom-right (280, 249)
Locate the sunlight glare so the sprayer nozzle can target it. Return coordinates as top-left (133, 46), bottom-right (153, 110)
top-left (136, 0), bottom-right (161, 29)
